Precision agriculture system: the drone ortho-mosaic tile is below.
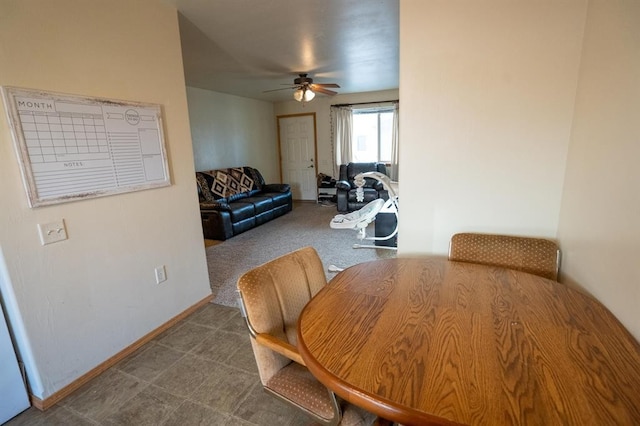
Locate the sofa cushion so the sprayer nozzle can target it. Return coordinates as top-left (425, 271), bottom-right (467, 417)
top-left (227, 192), bottom-right (249, 202)
top-left (228, 202), bottom-right (255, 222)
top-left (243, 196), bottom-right (274, 214)
top-left (255, 210), bottom-right (275, 226)
top-left (233, 217), bottom-right (256, 235)
top-left (263, 191), bottom-right (292, 208)
top-left (263, 183), bottom-right (290, 193)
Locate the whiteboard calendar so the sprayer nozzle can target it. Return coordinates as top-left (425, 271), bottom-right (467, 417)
top-left (2, 86), bottom-right (170, 207)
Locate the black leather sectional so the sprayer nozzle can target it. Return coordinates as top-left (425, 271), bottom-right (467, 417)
top-left (196, 166), bottom-right (292, 240)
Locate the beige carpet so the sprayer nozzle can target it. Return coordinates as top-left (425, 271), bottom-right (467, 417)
top-left (205, 201), bottom-right (396, 307)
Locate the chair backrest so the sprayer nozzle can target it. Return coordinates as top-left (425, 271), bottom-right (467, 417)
top-left (237, 246), bottom-right (326, 383)
top-left (341, 162), bottom-right (387, 187)
top-left (449, 233), bottom-right (560, 281)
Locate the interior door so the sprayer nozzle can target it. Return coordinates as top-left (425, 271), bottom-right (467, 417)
top-left (278, 114), bottom-right (317, 200)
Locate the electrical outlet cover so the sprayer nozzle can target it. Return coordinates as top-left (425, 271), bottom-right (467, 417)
top-left (155, 265), bottom-right (167, 284)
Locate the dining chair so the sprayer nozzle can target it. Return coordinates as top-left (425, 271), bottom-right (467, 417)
top-left (237, 246), bottom-right (374, 426)
top-left (448, 233), bottom-right (561, 280)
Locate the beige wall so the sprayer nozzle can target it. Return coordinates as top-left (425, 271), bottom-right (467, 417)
top-left (0, 0), bottom-right (211, 399)
top-left (557, 0), bottom-right (640, 340)
top-left (399, 0), bottom-right (587, 254)
top-left (274, 89), bottom-right (399, 178)
top-left (400, 0), bottom-right (640, 341)
top-left (187, 87), bottom-right (280, 181)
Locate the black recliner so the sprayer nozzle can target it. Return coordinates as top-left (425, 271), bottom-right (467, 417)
top-left (335, 162), bottom-right (388, 212)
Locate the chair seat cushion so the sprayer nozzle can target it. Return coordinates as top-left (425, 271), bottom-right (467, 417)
top-left (266, 363), bottom-right (335, 422)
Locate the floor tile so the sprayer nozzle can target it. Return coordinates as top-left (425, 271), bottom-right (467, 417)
top-left (233, 382), bottom-right (312, 426)
top-left (152, 353), bottom-right (218, 398)
top-left (5, 303), bottom-right (336, 426)
top-left (191, 329), bottom-right (250, 363)
top-left (219, 312), bottom-right (250, 334)
top-left (161, 400), bottom-right (236, 426)
top-left (4, 405), bottom-right (95, 426)
top-left (225, 339), bottom-right (260, 374)
top-left (61, 369), bottom-right (147, 421)
top-left (101, 386), bottom-right (182, 425)
top-left (188, 363), bottom-right (256, 414)
top-left (116, 342), bottom-right (184, 382)
top-left (187, 303), bottom-right (240, 329)
top-left (155, 322), bottom-right (218, 353)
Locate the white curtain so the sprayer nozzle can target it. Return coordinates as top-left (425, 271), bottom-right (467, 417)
top-left (330, 106), bottom-right (353, 178)
top-left (389, 102), bottom-right (399, 181)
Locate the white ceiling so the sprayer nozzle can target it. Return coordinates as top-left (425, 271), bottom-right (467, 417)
top-left (166, 0), bottom-right (399, 102)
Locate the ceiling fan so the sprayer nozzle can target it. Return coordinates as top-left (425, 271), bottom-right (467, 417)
top-left (264, 73), bottom-right (340, 102)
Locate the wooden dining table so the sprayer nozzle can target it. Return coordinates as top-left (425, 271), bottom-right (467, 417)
top-left (297, 258), bottom-right (640, 425)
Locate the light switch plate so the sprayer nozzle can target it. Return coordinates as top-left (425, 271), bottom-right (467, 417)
top-left (38, 220), bottom-right (68, 245)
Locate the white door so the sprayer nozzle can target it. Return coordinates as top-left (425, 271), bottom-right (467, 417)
top-left (0, 304), bottom-right (30, 423)
top-left (278, 114), bottom-right (317, 200)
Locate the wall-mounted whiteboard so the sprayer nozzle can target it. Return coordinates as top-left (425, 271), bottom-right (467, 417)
top-left (2, 86), bottom-right (170, 207)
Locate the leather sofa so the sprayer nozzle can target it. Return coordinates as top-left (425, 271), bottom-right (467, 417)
top-left (196, 166), bottom-right (292, 240)
top-left (336, 162), bottom-right (389, 212)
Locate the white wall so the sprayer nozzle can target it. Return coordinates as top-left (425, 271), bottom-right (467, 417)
top-left (399, 0), bottom-right (587, 255)
top-left (0, 0), bottom-right (211, 399)
top-left (186, 87), bottom-right (280, 182)
top-left (274, 89), bottom-right (399, 178)
top-left (557, 0), bottom-right (640, 340)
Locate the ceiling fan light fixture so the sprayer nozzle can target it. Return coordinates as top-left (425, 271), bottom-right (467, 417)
top-left (293, 86), bottom-right (315, 103)
top-left (303, 88), bottom-right (315, 102)
top-left (267, 74), bottom-right (339, 100)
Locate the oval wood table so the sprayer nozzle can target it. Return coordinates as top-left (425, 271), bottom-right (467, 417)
top-left (297, 258), bottom-right (640, 426)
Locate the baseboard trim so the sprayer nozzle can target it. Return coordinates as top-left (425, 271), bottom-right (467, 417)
top-left (30, 293), bottom-right (214, 411)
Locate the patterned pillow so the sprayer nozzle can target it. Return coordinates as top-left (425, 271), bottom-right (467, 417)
top-left (196, 173), bottom-right (215, 202)
top-left (209, 170), bottom-right (235, 199)
top-left (198, 167), bottom-right (262, 200)
top-left (229, 167), bottom-right (259, 193)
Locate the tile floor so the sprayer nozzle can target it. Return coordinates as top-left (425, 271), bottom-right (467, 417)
top-left (5, 303), bottom-right (317, 426)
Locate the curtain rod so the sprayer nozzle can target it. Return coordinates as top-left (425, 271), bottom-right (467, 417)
top-left (330, 99), bottom-right (399, 107)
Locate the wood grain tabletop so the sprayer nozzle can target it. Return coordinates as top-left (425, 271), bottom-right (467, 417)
top-left (297, 257), bottom-right (640, 425)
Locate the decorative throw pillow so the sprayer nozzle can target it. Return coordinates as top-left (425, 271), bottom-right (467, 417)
top-left (210, 170), bottom-right (233, 199)
top-left (196, 173), bottom-right (215, 202)
top-left (229, 167), bottom-right (257, 193)
top-left (199, 167), bottom-right (262, 200)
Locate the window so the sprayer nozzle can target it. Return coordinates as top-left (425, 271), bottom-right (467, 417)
top-left (352, 107), bottom-right (394, 163)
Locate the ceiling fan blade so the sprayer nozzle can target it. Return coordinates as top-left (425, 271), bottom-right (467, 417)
top-left (313, 83), bottom-right (340, 88)
top-left (311, 86), bottom-right (338, 96)
top-left (263, 86), bottom-right (297, 93)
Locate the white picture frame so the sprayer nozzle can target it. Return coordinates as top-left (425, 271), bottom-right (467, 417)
top-left (2, 86), bottom-right (170, 207)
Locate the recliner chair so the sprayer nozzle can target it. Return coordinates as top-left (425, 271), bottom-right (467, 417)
top-left (335, 162), bottom-right (388, 212)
